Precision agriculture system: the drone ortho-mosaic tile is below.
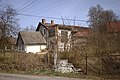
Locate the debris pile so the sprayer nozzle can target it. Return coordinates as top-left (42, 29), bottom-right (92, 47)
top-left (55, 59), bottom-right (74, 73)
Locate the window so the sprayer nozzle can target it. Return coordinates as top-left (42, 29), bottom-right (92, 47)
top-left (19, 45), bottom-right (24, 50)
top-left (21, 45), bottom-right (24, 50)
top-left (49, 29), bottom-right (55, 37)
top-left (44, 29), bottom-right (46, 35)
top-left (61, 31), bottom-right (68, 43)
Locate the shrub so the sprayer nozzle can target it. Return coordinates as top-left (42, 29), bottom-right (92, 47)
top-left (0, 51), bottom-right (51, 72)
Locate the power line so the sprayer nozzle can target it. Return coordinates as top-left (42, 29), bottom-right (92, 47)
top-left (16, 0), bottom-right (31, 10)
top-left (0, 10), bottom-right (88, 22)
top-left (20, 0), bottom-right (45, 12)
top-left (17, 13), bottom-right (88, 22)
top-left (35, 0), bottom-right (65, 14)
top-left (17, 0), bottom-right (72, 15)
top-left (18, 0), bottom-right (37, 12)
top-left (15, 0), bottom-right (88, 23)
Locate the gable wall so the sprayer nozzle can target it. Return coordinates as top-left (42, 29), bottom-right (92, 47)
top-left (17, 35), bottom-right (25, 51)
top-left (39, 25), bottom-right (48, 40)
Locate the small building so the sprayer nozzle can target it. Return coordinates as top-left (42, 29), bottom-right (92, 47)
top-left (17, 31), bottom-right (46, 53)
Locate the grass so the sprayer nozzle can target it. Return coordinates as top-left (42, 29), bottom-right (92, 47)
top-left (0, 51), bottom-right (120, 80)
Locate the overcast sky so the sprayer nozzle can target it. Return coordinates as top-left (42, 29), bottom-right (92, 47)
top-left (1, 0), bottom-right (120, 28)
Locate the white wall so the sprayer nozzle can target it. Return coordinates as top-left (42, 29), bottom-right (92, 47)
top-left (58, 29), bottom-right (71, 51)
top-left (41, 45), bottom-right (46, 50)
top-left (25, 45), bottom-right (46, 53)
top-left (58, 29), bottom-right (71, 38)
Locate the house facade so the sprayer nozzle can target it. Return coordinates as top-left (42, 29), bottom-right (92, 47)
top-left (36, 19), bottom-right (72, 52)
top-left (17, 31), bottom-right (46, 53)
top-left (36, 19), bottom-right (90, 52)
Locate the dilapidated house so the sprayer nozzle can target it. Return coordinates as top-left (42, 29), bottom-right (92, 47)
top-left (36, 19), bottom-right (91, 52)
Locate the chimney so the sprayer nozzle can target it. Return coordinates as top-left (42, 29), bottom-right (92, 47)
top-left (51, 20), bottom-right (54, 25)
top-left (42, 19), bottom-right (46, 24)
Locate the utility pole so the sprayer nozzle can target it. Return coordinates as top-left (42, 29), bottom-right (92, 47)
top-left (85, 51), bottom-right (87, 75)
top-left (53, 25), bottom-right (58, 69)
top-left (83, 42), bottom-right (87, 75)
top-left (81, 41), bottom-right (88, 75)
top-left (53, 44), bottom-right (57, 68)
top-left (56, 25), bottom-right (59, 62)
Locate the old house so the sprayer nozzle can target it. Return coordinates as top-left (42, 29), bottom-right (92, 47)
top-left (36, 19), bottom-right (90, 52)
top-left (17, 31), bottom-right (46, 53)
top-left (36, 19), bottom-right (73, 52)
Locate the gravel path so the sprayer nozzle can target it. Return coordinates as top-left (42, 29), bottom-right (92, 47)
top-left (0, 73), bottom-right (92, 80)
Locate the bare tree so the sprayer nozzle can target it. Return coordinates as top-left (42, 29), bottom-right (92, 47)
top-left (88, 4), bottom-right (119, 55)
top-left (88, 4), bottom-right (120, 75)
top-left (0, 5), bottom-right (19, 56)
top-left (0, 5), bottom-right (19, 36)
top-left (24, 25), bottom-right (36, 31)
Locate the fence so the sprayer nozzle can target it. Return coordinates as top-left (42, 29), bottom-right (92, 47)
top-left (77, 54), bottom-right (120, 76)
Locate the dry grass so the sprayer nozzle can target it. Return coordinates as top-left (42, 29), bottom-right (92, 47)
top-left (0, 51), bottom-right (120, 80)
top-left (0, 51), bottom-right (50, 72)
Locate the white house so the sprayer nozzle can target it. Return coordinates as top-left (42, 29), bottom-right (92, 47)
top-left (17, 31), bottom-right (46, 53)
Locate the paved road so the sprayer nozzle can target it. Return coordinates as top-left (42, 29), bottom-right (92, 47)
top-left (0, 73), bottom-right (92, 80)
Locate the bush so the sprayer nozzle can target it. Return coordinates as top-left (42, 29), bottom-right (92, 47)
top-left (0, 51), bottom-right (51, 72)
